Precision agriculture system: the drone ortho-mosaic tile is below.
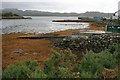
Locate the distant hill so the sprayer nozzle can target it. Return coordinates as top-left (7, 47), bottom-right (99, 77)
top-left (79, 11), bottom-right (113, 18)
top-left (2, 8), bottom-right (113, 18)
top-left (2, 8), bottom-right (80, 17)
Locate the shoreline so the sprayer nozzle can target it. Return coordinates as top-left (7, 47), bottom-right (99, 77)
top-left (2, 22), bottom-right (105, 69)
top-left (2, 22), bottom-right (105, 35)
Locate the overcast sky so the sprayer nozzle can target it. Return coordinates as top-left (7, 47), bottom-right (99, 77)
top-left (2, 0), bottom-right (120, 13)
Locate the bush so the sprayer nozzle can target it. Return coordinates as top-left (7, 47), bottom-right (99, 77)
top-left (113, 42), bottom-right (120, 79)
top-left (3, 59), bottom-right (47, 79)
top-left (80, 70), bottom-right (98, 78)
top-left (108, 43), bottom-right (118, 54)
top-left (3, 42), bottom-right (119, 78)
top-left (30, 68), bottom-right (47, 78)
top-left (77, 50), bottom-right (117, 78)
top-left (44, 49), bottom-right (77, 78)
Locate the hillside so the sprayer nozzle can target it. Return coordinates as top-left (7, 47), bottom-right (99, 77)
top-left (79, 11), bottom-right (113, 18)
top-left (2, 8), bottom-right (113, 18)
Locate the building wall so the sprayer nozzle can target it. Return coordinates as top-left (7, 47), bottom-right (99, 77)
top-left (118, 1), bottom-right (120, 16)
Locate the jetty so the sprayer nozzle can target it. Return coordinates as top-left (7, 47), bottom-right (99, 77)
top-left (52, 19), bottom-right (94, 22)
top-left (18, 33), bottom-right (67, 39)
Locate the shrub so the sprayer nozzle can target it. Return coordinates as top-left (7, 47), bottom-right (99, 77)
top-left (77, 50), bottom-right (117, 78)
top-left (3, 42), bottom-right (120, 78)
top-left (44, 49), bottom-right (77, 78)
top-left (108, 43), bottom-right (118, 54)
top-left (3, 59), bottom-right (47, 79)
top-left (30, 68), bottom-right (47, 78)
top-left (80, 70), bottom-right (98, 78)
top-left (113, 42), bottom-right (120, 79)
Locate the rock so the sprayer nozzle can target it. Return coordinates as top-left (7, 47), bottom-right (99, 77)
top-left (25, 53), bottom-right (28, 54)
top-left (53, 33), bottom-right (119, 53)
top-left (33, 52), bottom-right (38, 55)
top-left (13, 49), bottom-right (24, 54)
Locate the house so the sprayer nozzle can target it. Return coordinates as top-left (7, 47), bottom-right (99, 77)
top-left (112, 1), bottom-right (120, 19)
top-left (118, 1), bottom-right (120, 19)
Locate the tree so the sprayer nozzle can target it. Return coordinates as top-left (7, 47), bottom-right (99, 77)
top-left (2, 12), bottom-right (13, 17)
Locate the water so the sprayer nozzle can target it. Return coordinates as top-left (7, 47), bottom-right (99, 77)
top-left (1, 16), bottom-right (89, 34)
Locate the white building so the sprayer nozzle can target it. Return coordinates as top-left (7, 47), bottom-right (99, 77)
top-left (118, 1), bottom-right (120, 19)
top-left (112, 1), bottom-right (120, 19)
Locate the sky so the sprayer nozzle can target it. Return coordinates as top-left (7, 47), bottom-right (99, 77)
top-left (2, 0), bottom-right (120, 13)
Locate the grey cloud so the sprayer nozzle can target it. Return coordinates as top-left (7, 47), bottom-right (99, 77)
top-left (2, 2), bottom-right (68, 11)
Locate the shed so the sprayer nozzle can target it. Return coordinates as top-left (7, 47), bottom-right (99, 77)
top-left (107, 26), bottom-right (120, 33)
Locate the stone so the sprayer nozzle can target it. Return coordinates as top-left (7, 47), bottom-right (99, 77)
top-left (33, 52), bottom-right (38, 55)
top-left (53, 33), bottom-right (119, 53)
top-left (13, 49), bottom-right (24, 54)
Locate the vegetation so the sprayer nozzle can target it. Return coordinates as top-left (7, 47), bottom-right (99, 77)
top-left (76, 50), bottom-right (117, 78)
top-left (3, 59), bottom-right (47, 79)
top-left (114, 41), bottom-right (120, 79)
top-left (2, 12), bottom-right (25, 19)
top-left (44, 49), bottom-right (77, 78)
top-left (2, 42), bottom-right (120, 79)
top-left (2, 12), bottom-right (19, 17)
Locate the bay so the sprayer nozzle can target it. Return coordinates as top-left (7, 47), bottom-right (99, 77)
top-left (1, 16), bottom-right (89, 34)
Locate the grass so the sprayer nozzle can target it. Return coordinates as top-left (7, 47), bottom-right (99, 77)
top-left (2, 42), bottom-right (120, 79)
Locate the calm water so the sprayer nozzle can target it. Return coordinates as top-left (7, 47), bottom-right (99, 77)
top-left (1, 16), bottom-right (89, 34)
